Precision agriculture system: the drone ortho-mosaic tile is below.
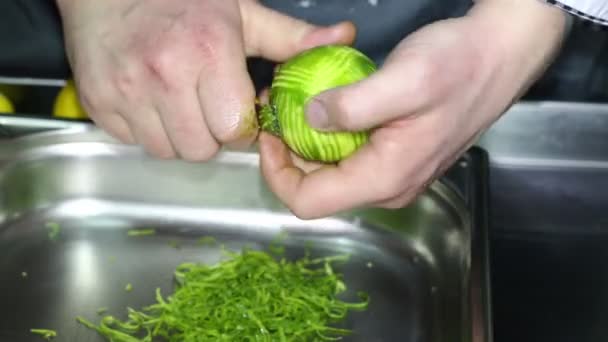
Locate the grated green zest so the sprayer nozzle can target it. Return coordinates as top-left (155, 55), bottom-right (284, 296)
top-left (259, 103), bottom-right (281, 137)
top-left (77, 246), bottom-right (369, 341)
top-left (30, 328), bottom-right (57, 340)
top-left (196, 236), bottom-right (216, 246)
top-left (127, 228), bottom-right (156, 237)
top-left (46, 222), bottom-right (61, 241)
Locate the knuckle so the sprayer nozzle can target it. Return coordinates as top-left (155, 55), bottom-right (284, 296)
top-left (165, 24), bottom-right (224, 73)
top-left (191, 27), bottom-right (223, 65)
top-left (140, 22), bottom-right (224, 86)
top-left (178, 144), bottom-right (219, 162)
top-left (79, 88), bottom-right (103, 113)
top-left (113, 70), bottom-right (139, 99)
top-left (147, 145), bottom-right (176, 160)
top-left (173, 125), bottom-right (219, 160)
top-left (172, 116), bottom-right (205, 139)
top-left (142, 48), bottom-right (176, 80)
top-left (168, 120), bottom-right (221, 161)
top-left (140, 137), bottom-right (175, 160)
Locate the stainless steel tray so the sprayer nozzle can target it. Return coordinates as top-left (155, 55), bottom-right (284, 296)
top-left (0, 126), bottom-right (491, 342)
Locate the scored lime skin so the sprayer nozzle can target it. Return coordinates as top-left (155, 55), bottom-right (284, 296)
top-left (269, 45), bottom-right (377, 163)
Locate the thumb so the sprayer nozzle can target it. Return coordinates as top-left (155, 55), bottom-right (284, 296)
top-left (242, 1), bottom-right (356, 61)
top-left (304, 51), bottom-right (436, 132)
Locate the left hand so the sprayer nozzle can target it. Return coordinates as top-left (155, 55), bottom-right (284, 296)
top-left (259, 0), bottom-right (568, 219)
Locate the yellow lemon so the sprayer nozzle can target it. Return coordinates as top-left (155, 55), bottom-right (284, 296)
top-left (0, 91), bottom-right (15, 114)
top-left (53, 80), bottom-right (88, 120)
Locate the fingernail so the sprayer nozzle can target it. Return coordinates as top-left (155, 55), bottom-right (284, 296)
top-left (306, 98), bottom-right (328, 129)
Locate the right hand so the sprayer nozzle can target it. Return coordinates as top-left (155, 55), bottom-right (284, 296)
top-left (56, 0), bottom-right (356, 160)
top-left (258, 0), bottom-right (567, 219)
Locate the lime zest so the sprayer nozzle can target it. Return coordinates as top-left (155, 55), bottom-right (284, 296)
top-left (168, 240), bottom-right (181, 249)
top-left (77, 241), bottom-right (369, 341)
top-left (258, 103), bottom-right (281, 136)
top-left (30, 328), bottom-right (57, 340)
top-left (268, 230), bottom-right (289, 256)
top-left (46, 222), bottom-right (61, 241)
top-left (196, 236), bottom-right (217, 246)
top-left (127, 228), bottom-right (155, 237)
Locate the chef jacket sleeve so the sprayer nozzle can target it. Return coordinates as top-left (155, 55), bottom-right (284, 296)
top-left (541, 0), bottom-right (608, 26)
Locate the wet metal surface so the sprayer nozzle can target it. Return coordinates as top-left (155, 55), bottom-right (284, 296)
top-left (0, 129), bottom-right (490, 342)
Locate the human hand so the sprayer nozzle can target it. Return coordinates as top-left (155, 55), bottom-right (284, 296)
top-left (259, 0), bottom-right (568, 219)
top-left (55, 0), bottom-right (355, 160)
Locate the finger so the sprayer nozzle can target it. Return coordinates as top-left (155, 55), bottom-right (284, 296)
top-left (259, 132), bottom-right (393, 219)
top-left (121, 106), bottom-right (176, 159)
top-left (289, 150), bottom-right (325, 174)
top-left (89, 112), bottom-right (136, 144)
top-left (304, 48), bottom-right (439, 132)
top-left (242, 2), bottom-right (356, 61)
top-left (373, 141), bottom-right (467, 209)
top-left (155, 86), bottom-right (220, 161)
top-left (196, 24), bottom-right (258, 151)
top-left (74, 80), bottom-right (136, 144)
top-left (77, 69), bottom-right (175, 158)
top-left (374, 187), bottom-right (423, 210)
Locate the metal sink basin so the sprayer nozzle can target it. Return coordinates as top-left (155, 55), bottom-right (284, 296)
top-left (477, 101), bottom-right (608, 342)
top-left (0, 127), bottom-right (491, 342)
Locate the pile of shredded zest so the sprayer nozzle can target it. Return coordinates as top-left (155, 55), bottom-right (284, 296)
top-left (77, 246), bottom-right (369, 341)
